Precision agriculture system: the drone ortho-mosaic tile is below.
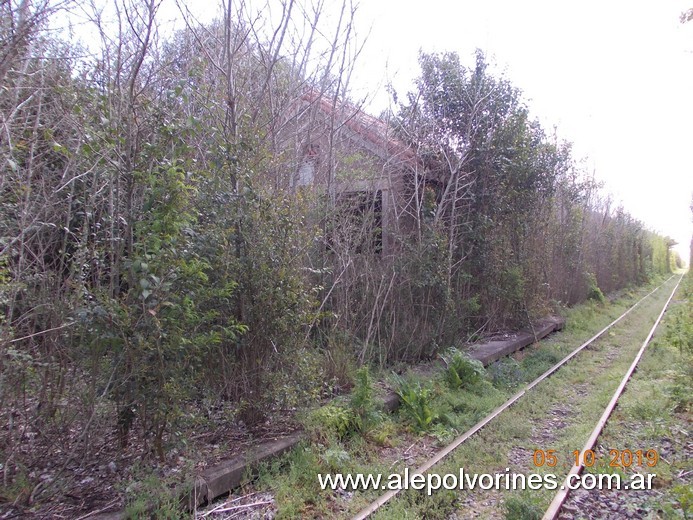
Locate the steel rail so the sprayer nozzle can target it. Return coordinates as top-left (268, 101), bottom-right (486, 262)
top-left (542, 273), bottom-right (684, 520)
top-left (351, 275), bottom-right (676, 520)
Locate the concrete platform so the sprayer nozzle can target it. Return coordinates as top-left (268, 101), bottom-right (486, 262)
top-left (382, 315), bottom-right (564, 411)
top-left (467, 315), bottom-right (565, 365)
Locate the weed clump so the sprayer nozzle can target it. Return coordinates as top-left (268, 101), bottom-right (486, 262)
top-left (503, 492), bottom-right (543, 520)
top-left (441, 349), bottom-right (486, 390)
top-left (585, 272), bottom-right (606, 304)
top-left (304, 366), bottom-right (380, 440)
top-left (665, 305), bottom-right (693, 354)
top-left (520, 347), bottom-right (562, 380)
top-left (305, 403), bottom-right (357, 440)
top-left (350, 366), bottom-right (381, 431)
top-left (489, 358), bottom-right (524, 389)
top-left (392, 375), bottom-right (438, 432)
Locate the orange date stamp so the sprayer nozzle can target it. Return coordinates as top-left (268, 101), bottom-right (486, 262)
top-left (532, 449), bottom-right (659, 468)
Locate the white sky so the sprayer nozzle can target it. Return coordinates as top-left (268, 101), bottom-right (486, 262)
top-left (61, 0), bottom-right (693, 261)
top-left (347, 0), bottom-right (693, 261)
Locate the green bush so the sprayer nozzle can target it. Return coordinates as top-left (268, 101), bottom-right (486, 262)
top-left (305, 404), bottom-right (358, 440)
top-left (304, 366), bottom-right (382, 440)
top-left (393, 374), bottom-right (438, 432)
top-left (666, 306), bottom-right (693, 354)
top-left (669, 367), bottom-right (692, 412)
top-left (585, 272), bottom-right (606, 304)
top-left (350, 366), bottom-right (381, 432)
top-left (441, 349), bottom-right (486, 390)
top-left (365, 418), bottom-right (398, 447)
top-left (320, 447), bottom-right (351, 472)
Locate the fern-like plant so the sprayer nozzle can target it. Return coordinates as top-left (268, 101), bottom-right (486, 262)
top-left (305, 404), bottom-right (357, 440)
top-left (441, 349), bottom-right (486, 390)
top-left (392, 374), bottom-right (437, 432)
top-left (350, 366), bottom-right (380, 432)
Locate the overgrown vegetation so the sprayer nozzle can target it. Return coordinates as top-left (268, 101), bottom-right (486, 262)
top-left (0, 0), bottom-right (683, 514)
top-left (224, 277), bottom-right (685, 518)
top-left (441, 349), bottom-right (486, 390)
top-left (393, 375), bottom-right (439, 432)
top-left (361, 274), bottom-right (687, 520)
top-left (503, 492), bottom-right (543, 520)
top-left (305, 367), bottom-right (381, 441)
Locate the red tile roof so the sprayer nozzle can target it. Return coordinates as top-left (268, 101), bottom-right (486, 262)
top-left (299, 90), bottom-right (420, 168)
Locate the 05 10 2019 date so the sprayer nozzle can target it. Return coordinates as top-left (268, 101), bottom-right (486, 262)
top-left (531, 449), bottom-right (659, 468)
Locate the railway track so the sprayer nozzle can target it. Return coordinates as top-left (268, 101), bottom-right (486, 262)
top-left (353, 274), bottom-right (683, 519)
top-left (542, 273), bottom-right (684, 520)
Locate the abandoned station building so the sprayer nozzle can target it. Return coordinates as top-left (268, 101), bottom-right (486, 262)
top-left (276, 90), bottom-right (440, 255)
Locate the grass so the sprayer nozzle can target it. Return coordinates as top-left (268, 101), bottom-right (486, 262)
top-left (124, 466), bottom-right (193, 520)
top-left (503, 490), bottom-right (544, 520)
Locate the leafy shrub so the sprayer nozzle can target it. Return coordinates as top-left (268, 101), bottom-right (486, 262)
top-left (271, 347), bottom-right (329, 410)
top-left (430, 422), bottom-right (456, 444)
top-left (350, 366), bottom-right (380, 431)
top-left (392, 375), bottom-right (438, 432)
top-left (585, 272), bottom-right (606, 303)
top-left (669, 368), bottom-right (692, 412)
top-left (320, 448), bottom-right (351, 472)
top-left (305, 404), bottom-right (358, 440)
top-left (665, 307), bottom-right (693, 354)
top-left (441, 349), bottom-right (486, 389)
top-left (365, 418), bottom-right (398, 447)
top-left (305, 366), bottom-right (381, 440)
